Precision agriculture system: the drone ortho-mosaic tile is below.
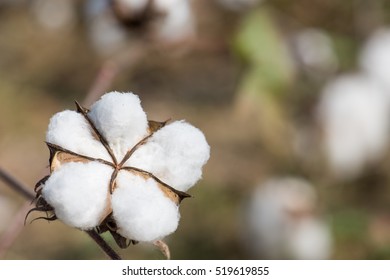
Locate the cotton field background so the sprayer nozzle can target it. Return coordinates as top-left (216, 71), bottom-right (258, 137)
top-left (1, 0), bottom-right (390, 260)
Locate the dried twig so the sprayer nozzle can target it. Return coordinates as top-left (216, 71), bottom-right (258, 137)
top-left (86, 230), bottom-right (122, 260)
top-left (0, 166), bottom-right (35, 200)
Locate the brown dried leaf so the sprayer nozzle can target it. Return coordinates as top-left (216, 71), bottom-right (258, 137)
top-left (153, 240), bottom-right (171, 260)
top-left (50, 151), bottom-right (91, 172)
top-left (148, 119), bottom-right (169, 134)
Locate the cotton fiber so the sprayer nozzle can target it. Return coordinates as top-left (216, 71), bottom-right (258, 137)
top-left (88, 91), bottom-right (148, 160)
top-left (112, 171), bottom-right (180, 242)
top-left (42, 161), bottom-right (113, 229)
top-left (126, 120), bottom-right (210, 192)
top-left (46, 110), bottom-right (111, 161)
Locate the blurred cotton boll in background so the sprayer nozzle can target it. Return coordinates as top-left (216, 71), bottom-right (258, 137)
top-left (85, 0), bottom-right (129, 56)
top-left (85, 0), bottom-right (196, 56)
top-left (241, 177), bottom-right (332, 259)
top-left (293, 28), bottom-right (338, 78)
top-left (30, 0), bottom-right (77, 31)
top-left (317, 74), bottom-right (390, 179)
top-left (360, 28), bottom-right (390, 92)
top-left (152, 0), bottom-right (195, 43)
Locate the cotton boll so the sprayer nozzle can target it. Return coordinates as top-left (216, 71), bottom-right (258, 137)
top-left (112, 171), bottom-right (180, 242)
top-left (286, 218), bottom-right (333, 260)
top-left (30, 0), bottom-right (77, 31)
top-left (317, 74), bottom-right (390, 178)
top-left (293, 28), bottom-right (338, 76)
top-left (85, 0), bottom-right (129, 56)
top-left (153, 0), bottom-right (195, 43)
top-left (42, 162), bottom-right (113, 230)
top-left (242, 177), bottom-right (332, 259)
top-left (360, 29), bottom-right (390, 92)
top-left (46, 110), bottom-right (111, 161)
top-left (126, 121), bottom-right (210, 192)
top-left (88, 92), bottom-right (148, 161)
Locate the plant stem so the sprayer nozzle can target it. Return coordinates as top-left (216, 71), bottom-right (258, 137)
top-left (0, 166), bottom-right (35, 200)
top-left (86, 230), bottom-right (122, 260)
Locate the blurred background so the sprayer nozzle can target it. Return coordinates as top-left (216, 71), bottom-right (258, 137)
top-left (1, 0), bottom-right (390, 259)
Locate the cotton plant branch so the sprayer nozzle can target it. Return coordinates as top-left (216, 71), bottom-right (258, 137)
top-left (0, 165), bottom-right (122, 260)
top-left (0, 166), bottom-right (35, 200)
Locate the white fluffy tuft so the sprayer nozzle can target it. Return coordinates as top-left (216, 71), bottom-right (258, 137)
top-left (153, 0), bottom-right (195, 43)
top-left (112, 171), bottom-right (180, 242)
top-left (42, 162), bottom-right (113, 230)
top-left (126, 121), bottom-right (210, 192)
top-left (317, 74), bottom-right (390, 178)
top-left (88, 91), bottom-right (148, 161)
top-left (46, 110), bottom-right (111, 161)
top-left (360, 29), bottom-right (390, 92)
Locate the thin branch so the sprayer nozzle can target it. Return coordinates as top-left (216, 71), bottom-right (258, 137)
top-left (0, 166), bottom-right (34, 200)
top-left (86, 230), bottom-right (121, 260)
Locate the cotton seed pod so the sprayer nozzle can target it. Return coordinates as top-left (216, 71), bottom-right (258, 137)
top-left (31, 91), bottom-right (210, 248)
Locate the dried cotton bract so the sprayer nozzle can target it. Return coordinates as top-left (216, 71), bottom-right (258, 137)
top-left (32, 91), bottom-right (210, 247)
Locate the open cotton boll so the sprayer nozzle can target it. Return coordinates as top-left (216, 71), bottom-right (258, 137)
top-left (153, 0), bottom-right (195, 43)
top-left (88, 92), bottom-right (148, 160)
top-left (317, 74), bottom-right (390, 178)
top-left (126, 121), bottom-right (210, 192)
top-left (293, 28), bottom-right (338, 76)
top-left (286, 218), bottom-right (332, 260)
top-left (243, 177), bottom-right (332, 259)
top-left (112, 171), bottom-right (180, 242)
top-left (46, 110), bottom-right (111, 161)
top-left (42, 162), bottom-right (113, 230)
top-left (360, 29), bottom-right (390, 92)
top-left (241, 177), bottom-right (332, 259)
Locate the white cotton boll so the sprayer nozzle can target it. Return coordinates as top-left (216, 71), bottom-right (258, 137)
top-left (30, 0), bottom-right (77, 31)
top-left (87, 13), bottom-right (128, 56)
top-left (360, 29), bottom-right (390, 92)
top-left (286, 218), bottom-right (333, 260)
top-left (126, 121), bottom-right (210, 192)
top-left (293, 28), bottom-right (338, 76)
top-left (153, 0), bottom-right (195, 43)
top-left (242, 177), bottom-right (332, 259)
top-left (42, 162), bottom-right (113, 230)
top-left (317, 74), bottom-right (390, 178)
top-left (46, 110), bottom-right (111, 161)
top-left (88, 92), bottom-right (148, 161)
top-left (112, 171), bottom-right (180, 242)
